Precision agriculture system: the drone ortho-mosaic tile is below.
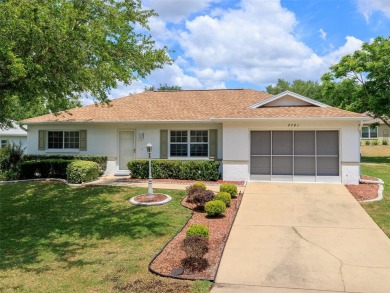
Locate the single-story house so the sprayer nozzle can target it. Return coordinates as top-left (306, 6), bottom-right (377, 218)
top-left (361, 117), bottom-right (390, 143)
top-left (0, 122), bottom-right (27, 149)
top-left (22, 89), bottom-right (368, 184)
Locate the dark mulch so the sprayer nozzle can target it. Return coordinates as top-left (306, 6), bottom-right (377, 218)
top-left (149, 195), bottom-right (243, 280)
top-left (115, 178), bottom-right (246, 186)
top-left (346, 176), bottom-right (380, 201)
top-left (133, 194), bottom-right (168, 203)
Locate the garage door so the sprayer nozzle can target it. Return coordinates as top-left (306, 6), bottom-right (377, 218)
top-left (250, 131), bottom-right (339, 182)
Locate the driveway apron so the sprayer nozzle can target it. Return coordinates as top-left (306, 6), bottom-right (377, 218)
top-left (212, 182), bottom-right (390, 293)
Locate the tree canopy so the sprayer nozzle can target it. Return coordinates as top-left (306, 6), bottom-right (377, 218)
top-left (321, 36), bottom-right (390, 126)
top-left (145, 84), bottom-right (182, 91)
top-left (266, 79), bottom-right (324, 103)
top-left (0, 0), bottom-right (171, 128)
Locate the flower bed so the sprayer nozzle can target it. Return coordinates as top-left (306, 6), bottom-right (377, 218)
top-left (149, 195), bottom-right (242, 280)
top-left (346, 176), bottom-right (381, 201)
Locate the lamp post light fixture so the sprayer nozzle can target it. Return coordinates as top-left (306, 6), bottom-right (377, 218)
top-left (146, 143), bottom-right (153, 198)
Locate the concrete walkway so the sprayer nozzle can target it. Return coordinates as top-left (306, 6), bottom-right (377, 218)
top-left (213, 182), bottom-right (390, 293)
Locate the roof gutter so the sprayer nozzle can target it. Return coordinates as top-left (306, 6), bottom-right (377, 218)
top-left (210, 116), bottom-right (371, 122)
top-left (22, 120), bottom-right (218, 125)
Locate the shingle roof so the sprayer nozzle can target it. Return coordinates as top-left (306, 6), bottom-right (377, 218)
top-left (22, 89), bottom-right (366, 123)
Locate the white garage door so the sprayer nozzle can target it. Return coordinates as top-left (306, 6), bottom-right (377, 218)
top-left (250, 131), bottom-right (339, 182)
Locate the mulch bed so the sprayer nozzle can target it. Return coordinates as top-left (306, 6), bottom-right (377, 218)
top-left (149, 195), bottom-right (243, 280)
top-left (133, 194), bottom-right (168, 203)
top-left (346, 176), bottom-right (380, 201)
top-left (115, 178), bottom-right (246, 186)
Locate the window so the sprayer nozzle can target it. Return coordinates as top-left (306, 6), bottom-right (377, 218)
top-left (48, 131), bottom-right (79, 149)
top-left (170, 130), bottom-right (188, 157)
top-left (170, 130), bottom-right (208, 157)
top-left (1, 139), bottom-right (8, 148)
top-left (362, 126), bottom-right (378, 139)
top-left (190, 130), bottom-right (208, 157)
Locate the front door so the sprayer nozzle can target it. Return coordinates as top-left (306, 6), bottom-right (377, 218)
top-left (119, 131), bottom-right (135, 170)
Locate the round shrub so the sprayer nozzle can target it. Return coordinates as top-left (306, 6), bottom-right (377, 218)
top-left (181, 257), bottom-right (209, 273)
top-left (183, 236), bottom-right (209, 258)
top-left (220, 183), bottom-right (238, 197)
top-left (67, 160), bottom-right (99, 184)
top-left (186, 224), bottom-right (209, 240)
top-left (193, 182), bottom-right (207, 190)
top-left (214, 192), bottom-right (231, 207)
top-left (186, 183), bottom-right (207, 203)
top-left (191, 189), bottom-right (215, 207)
top-left (205, 200), bottom-right (226, 217)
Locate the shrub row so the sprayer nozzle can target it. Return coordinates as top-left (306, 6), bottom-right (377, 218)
top-left (67, 161), bottom-right (100, 184)
top-left (20, 159), bottom-right (71, 179)
top-left (23, 154), bottom-right (107, 175)
top-left (20, 159), bottom-right (100, 183)
top-left (128, 160), bottom-right (220, 181)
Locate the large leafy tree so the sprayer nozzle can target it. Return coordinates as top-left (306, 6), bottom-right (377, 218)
top-left (266, 79), bottom-right (324, 102)
top-left (0, 0), bottom-right (171, 128)
top-left (321, 36), bottom-right (390, 126)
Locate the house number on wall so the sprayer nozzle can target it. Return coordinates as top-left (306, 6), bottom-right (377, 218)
top-left (288, 123), bottom-right (300, 127)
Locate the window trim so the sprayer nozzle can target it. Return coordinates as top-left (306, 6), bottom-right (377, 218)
top-left (169, 130), bottom-right (209, 158)
top-left (361, 126), bottom-right (378, 139)
top-left (47, 130), bottom-right (80, 149)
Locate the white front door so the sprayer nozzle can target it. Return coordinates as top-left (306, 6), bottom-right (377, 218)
top-left (119, 131), bottom-right (135, 170)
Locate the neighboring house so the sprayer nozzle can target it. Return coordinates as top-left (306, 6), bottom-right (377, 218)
top-left (0, 123), bottom-right (27, 149)
top-left (361, 117), bottom-right (390, 143)
top-left (22, 90), bottom-right (368, 184)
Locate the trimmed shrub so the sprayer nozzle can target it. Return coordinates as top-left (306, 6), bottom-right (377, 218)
top-left (372, 140), bottom-right (379, 146)
top-left (205, 200), bottom-right (226, 217)
top-left (127, 160), bottom-right (220, 181)
top-left (365, 140), bottom-right (370, 145)
top-left (181, 257), bottom-right (209, 273)
top-left (220, 183), bottom-right (238, 197)
top-left (183, 236), bottom-right (209, 258)
top-left (0, 143), bottom-right (24, 180)
top-left (383, 139), bottom-right (388, 145)
top-left (186, 224), bottom-right (209, 240)
top-left (186, 182), bottom-right (208, 203)
top-left (193, 182), bottom-right (207, 190)
top-left (67, 160), bottom-right (100, 184)
top-left (20, 159), bottom-right (72, 179)
top-left (23, 154), bottom-right (107, 175)
top-left (191, 189), bottom-right (215, 208)
top-left (180, 161), bottom-right (220, 181)
top-left (214, 192), bottom-right (231, 207)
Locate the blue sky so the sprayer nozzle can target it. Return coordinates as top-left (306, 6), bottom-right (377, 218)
top-left (107, 0), bottom-right (390, 99)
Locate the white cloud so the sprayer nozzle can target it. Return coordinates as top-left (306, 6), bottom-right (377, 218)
top-left (355, 0), bottom-right (390, 21)
top-left (319, 28), bottom-right (327, 40)
top-left (177, 0), bottom-right (327, 85)
top-left (147, 63), bottom-right (203, 89)
top-left (323, 36), bottom-right (364, 65)
top-left (144, 0), bottom-right (218, 23)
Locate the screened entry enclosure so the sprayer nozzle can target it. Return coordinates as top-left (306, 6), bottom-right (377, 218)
top-left (250, 131), bottom-right (339, 182)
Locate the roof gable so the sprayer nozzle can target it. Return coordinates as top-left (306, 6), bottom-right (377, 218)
top-left (249, 91), bottom-right (329, 108)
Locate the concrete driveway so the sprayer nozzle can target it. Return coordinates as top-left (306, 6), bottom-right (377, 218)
top-left (212, 182), bottom-right (390, 293)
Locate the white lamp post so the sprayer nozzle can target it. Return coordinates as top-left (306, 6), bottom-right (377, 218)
top-left (146, 143), bottom-right (153, 198)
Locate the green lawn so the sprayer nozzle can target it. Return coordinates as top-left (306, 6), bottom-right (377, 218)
top-left (0, 182), bottom-right (211, 293)
top-left (360, 163), bottom-right (390, 238)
